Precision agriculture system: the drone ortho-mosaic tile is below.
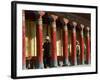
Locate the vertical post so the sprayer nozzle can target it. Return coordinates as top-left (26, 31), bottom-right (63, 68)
top-left (36, 11), bottom-right (45, 68)
top-left (50, 15), bottom-right (58, 67)
top-left (71, 22), bottom-right (77, 65)
top-left (22, 10), bottom-right (26, 69)
top-left (27, 21), bottom-right (32, 69)
top-left (86, 27), bottom-right (90, 64)
top-left (63, 18), bottom-right (69, 66)
top-left (79, 24), bottom-right (84, 64)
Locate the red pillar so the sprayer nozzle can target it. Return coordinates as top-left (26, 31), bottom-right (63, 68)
top-left (79, 24), bottom-right (84, 64)
top-left (50, 15), bottom-right (58, 67)
top-left (63, 18), bottom-right (69, 66)
top-left (36, 11), bottom-right (45, 68)
top-left (22, 10), bottom-right (26, 69)
top-left (86, 27), bottom-right (90, 64)
top-left (71, 22), bottom-right (77, 65)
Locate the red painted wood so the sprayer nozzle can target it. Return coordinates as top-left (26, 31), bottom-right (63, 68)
top-left (50, 15), bottom-right (58, 65)
top-left (36, 18), bottom-right (43, 64)
top-left (80, 33), bottom-right (84, 64)
top-left (51, 29), bottom-right (57, 61)
top-left (71, 29), bottom-right (76, 65)
top-left (86, 34), bottom-right (90, 64)
top-left (36, 12), bottom-right (45, 66)
top-left (22, 11), bottom-right (26, 66)
top-left (63, 30), bottom-right (68, 60)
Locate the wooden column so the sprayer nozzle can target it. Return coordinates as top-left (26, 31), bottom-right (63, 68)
top-left (63, 18), bottom-right (69, 66)
top-left (36, 11), bottom-right (45, 68)
top-left (50, 15), bottom-right (58, 67)
top-left (79, 24), bottom-right (84, 64)
top-left (71, 22), bottom-right (77, 65)
top-left (86, 27), bottom-right (90, 64)
top-left (22, 10), bottom-right (26, 69)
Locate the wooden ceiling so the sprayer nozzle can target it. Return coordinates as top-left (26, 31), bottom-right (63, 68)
top-left (25, 10), bottom-right (91, 28)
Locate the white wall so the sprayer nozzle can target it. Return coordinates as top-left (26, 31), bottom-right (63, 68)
top-left (0, 0), bottom-right (99, 80)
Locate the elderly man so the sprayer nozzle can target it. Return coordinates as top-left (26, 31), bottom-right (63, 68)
top-left (43, 36), bottom-right (51, 68)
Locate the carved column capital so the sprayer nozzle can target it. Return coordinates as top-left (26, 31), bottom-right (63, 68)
top-left (72, 21), bottom-right (77, 27)
top-left (63, 18), bottom-right (69, 31)
top-left (63, 18), bottom-right (69, 25)
top-left (22, 10), bottom-right (25, 23)
top-left (50, 15), bottom-right (58, 31)
top-left (80, 24), bottom-right (84, 37)
top-left (38, 11), bottom-right (45, 18)
top-left (50, 14), bottom-right (58, 21)
top-left (37, 11), bottom-right (45, 30)
top-left (86, 27), bottom-right (90, 37)
top-left (86, 27), bottom-right (90, 32)
top-left (72, 21), bottom-right (77, 33)
top-left (80, 24), bottom-right (84, 30)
